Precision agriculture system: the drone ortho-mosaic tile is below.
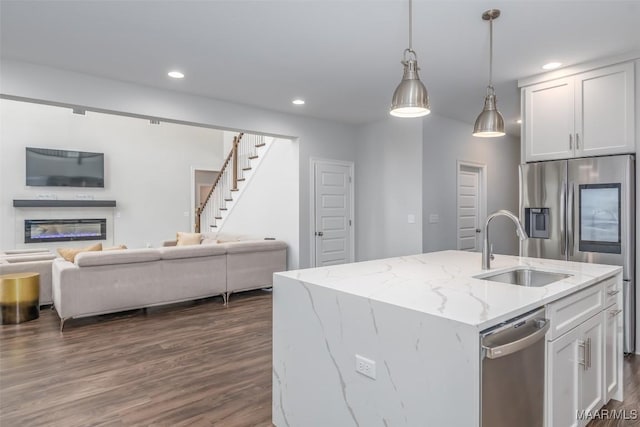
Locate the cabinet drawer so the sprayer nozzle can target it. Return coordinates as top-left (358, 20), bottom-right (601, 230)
top-left (603, 276), bottom-right (621, 308)
top-left (547, 283), bottom-right (604, 340)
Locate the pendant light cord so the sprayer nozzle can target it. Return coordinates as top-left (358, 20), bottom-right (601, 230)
top-left (489, 15), bottom-right (493, 89)
top-left (409, 0), bottom-right (413, 51)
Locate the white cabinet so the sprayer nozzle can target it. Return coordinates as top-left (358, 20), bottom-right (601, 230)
top-left (545, 276), bottom-right (622, 427)
top-left (547, 313), bottom-right (604, 427)
top-left (523, 62), bottom-right (636, 162)
top-left (604, 304), bottom-right (621, 400)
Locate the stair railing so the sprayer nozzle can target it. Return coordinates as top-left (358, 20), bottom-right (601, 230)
top-left (195, 132), bottom-right (266, 232)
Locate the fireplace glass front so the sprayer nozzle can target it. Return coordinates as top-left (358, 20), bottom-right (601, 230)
top-left (24, 219), bottom-right (107, 243)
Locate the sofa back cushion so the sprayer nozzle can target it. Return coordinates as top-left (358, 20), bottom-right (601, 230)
top-left (160, 244), bottom-right (226, 260)
top-left (75, 248), bottom-right (160, 267)
top-left (3, 253), bottom-right (57, 263)
top-left (222, 240), bottom-right (287, 254)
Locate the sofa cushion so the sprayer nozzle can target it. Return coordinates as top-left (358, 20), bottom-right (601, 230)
top-left (103, 244), bottom-right (128, 251)
top-left (3, 253), bottom-right (57, 263)
top-left (222, 240), bottom-right (287, 254)
top-left (160, 244), bottom-right (226, 260)
top-left (176, 232), bottom-right (201, 246)
top-left (58, 243), bottom-right (103, 262)
top-left (75, 248), bottom-right (160, 267)
top-left (1, 248), bottom-right (51, 256)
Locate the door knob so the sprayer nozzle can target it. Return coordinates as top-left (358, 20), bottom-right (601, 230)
top-left (315, 231), bottom-right (324, 237)
top-left (475, 229), bottom-right (481, 233)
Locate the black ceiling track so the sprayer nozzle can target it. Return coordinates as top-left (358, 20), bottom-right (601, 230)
top-left (13, 200), bottom-right (117, 208)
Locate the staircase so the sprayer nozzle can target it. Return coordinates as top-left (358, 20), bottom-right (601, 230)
top-left (195, 132), bottom-right (271, 233)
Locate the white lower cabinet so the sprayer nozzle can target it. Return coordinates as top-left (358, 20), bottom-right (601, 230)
top-left (547, 313), bottom-right (604, 427)
top-left (546, 277), bottom-right (622, 427)
top-left (604, 304), bottom-right (621, 401)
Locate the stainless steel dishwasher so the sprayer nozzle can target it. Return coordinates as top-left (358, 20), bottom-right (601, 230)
top-left (480, 307), bottom-right (550, 427)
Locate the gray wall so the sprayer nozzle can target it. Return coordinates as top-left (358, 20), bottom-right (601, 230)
top-left (355, 118), bottom-right (423, 261)
top-left (422, 114), bottom-right (521, 256)
top-left (0, 59), bottom-right (357, 268)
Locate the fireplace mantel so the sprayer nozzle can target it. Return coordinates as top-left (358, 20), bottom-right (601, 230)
top-left (13, 200), bottom-right (117, 208)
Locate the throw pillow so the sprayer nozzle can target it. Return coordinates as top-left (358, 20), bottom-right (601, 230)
top-left (57, 243), bottom-right (103, 262)
top-left (103, 244), bottom-right (128, 251)
top-left (176, 232), bottom-right (201, 246)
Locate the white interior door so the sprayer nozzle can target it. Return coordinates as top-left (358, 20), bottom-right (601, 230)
top-left (457, 163), bottom-right (485, 252)
top-left (312, 160), bottom-right (353, 267)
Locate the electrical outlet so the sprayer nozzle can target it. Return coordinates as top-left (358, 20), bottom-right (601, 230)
top-left (183, 211), bottom-right (189, 217)
top-left (355, 354), bottom-right (376, 379)
top-left (429, 213), bottom-right (440, 224)
top-left (407, 214), bottom-right (416, 224)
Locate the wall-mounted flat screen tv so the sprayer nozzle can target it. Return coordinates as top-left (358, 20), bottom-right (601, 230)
top-left (26, 147), bottom-right (104, 188)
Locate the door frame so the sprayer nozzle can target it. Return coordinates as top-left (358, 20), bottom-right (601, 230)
top-left (309, 157), bottom-right (355, 267)
top-left (456, 160), bottom-right (487, 251)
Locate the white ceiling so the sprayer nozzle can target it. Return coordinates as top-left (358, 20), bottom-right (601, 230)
top-left (1, 1), bottom-right (639, 136)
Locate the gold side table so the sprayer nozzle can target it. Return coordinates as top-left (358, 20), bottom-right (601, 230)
top-left (0, 272), bottom-right (40, 324)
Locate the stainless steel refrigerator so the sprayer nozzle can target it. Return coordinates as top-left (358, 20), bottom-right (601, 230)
top-left (519, 155), bottom-right (635, 353)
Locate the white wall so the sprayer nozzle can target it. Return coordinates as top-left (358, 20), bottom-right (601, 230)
top-left (422, 114), bottom-right (521, 256)
top-left (0, 98), bottom-right (224, 249)
top-left (216, 138), bottom-right (299, 269)
top-left (0, 59), bottom-right (357, 268)
top-left (355, 118), bottom-right (423, 261)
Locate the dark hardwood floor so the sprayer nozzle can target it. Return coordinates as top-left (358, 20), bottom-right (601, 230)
top-left (1, 291), bottom-right (639, 426)
top-left (1, 291), bottom-right (273, 427)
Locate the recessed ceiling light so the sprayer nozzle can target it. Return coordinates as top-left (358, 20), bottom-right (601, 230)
top-left (292, 99), bottom-right (305, 105)
top-left (168, 71), bottom-right (185, 79)
top-left (542, 62), bottom-right (562, 70)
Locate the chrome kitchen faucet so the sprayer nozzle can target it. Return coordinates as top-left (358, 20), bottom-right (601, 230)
top-left (482, 210), bottom-right (528, 270)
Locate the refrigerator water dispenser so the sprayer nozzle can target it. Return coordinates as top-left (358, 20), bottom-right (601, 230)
top-left (525, 208), bottom-right (550, 239)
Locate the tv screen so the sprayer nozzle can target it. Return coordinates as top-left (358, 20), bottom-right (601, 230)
top-left (26, 147), bottom-right (104, 188)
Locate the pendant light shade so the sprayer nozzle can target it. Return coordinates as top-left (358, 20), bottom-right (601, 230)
top-left (473, 88), bottom-right (504, 137)
top-left (390, 0), bottom-right (430, 118)
top-left (473, 9), bottom-right (505, 137)
top-left (390, 50), bottom-right (430, 117)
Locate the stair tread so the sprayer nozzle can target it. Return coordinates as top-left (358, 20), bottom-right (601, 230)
top-left (219, 208), bottom-right (227, 211)
top-left (242, 167), bottom-right (252, 171)
top-left (248, 155), bottom-right (258, 159)
top-left (230, 189), bottom-right (239, 192)
top-left (237, 178), bottom-right (245, 182)
top-left (215, 217), bottom-right (222, 220)
top-left (255, 143), bottom-right (266, 147)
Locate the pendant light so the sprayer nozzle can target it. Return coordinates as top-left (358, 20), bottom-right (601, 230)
top-left (473, 9), bottom-right (505, 137)
top-left (390, 0), bottom-right (430, 118)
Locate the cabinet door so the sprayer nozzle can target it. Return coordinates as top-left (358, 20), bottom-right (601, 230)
top-left (575, 62), bottom-right (635, 157)
top-left (523, 78), bottom-right (575, 162)
top-left (547, 327), bottom-right (581, 427)
top-left (604, 305), bottom-right (620, 401)
top-left (580, 313), bottom-right (605, 423)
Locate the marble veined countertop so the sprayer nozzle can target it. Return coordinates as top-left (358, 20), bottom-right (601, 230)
top-left (276, 250), bottom-right (621, 330)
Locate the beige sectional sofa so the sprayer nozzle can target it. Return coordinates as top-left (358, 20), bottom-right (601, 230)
top-left (0, 251), bottom-right (58, 305)
top-left (51, 239), bottom-right (286, 330)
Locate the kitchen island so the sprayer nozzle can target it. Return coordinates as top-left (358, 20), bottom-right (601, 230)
top-left (272, 250), bottom-right (623, 427)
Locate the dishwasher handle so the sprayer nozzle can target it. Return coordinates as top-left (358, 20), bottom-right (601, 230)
top-left (483, 319), bottom-right (550, 359)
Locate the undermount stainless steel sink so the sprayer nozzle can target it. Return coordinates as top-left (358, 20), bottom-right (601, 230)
top-left (475, 268), bottom-right (572, 287)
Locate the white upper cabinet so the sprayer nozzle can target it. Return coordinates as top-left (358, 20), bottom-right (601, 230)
top-left (522, 61), bottom-right (636, 162)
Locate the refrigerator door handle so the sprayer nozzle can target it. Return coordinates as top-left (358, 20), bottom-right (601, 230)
top-left (567, 182), bottom-right (575, 256)
top-left (560, 181), bottom-right (567, 255)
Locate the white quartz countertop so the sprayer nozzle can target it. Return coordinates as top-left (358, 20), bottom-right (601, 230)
top-left (276, 250), bottom-right (621, 330)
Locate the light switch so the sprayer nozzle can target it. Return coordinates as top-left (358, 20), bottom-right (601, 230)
top-left (429, 214), bottom-right (439, 224)
top-left (407, 214), bottom-right (416, 224)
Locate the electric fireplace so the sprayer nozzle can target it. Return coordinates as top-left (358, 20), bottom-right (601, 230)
top-left (24, 219), bottom-right (107, 243)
